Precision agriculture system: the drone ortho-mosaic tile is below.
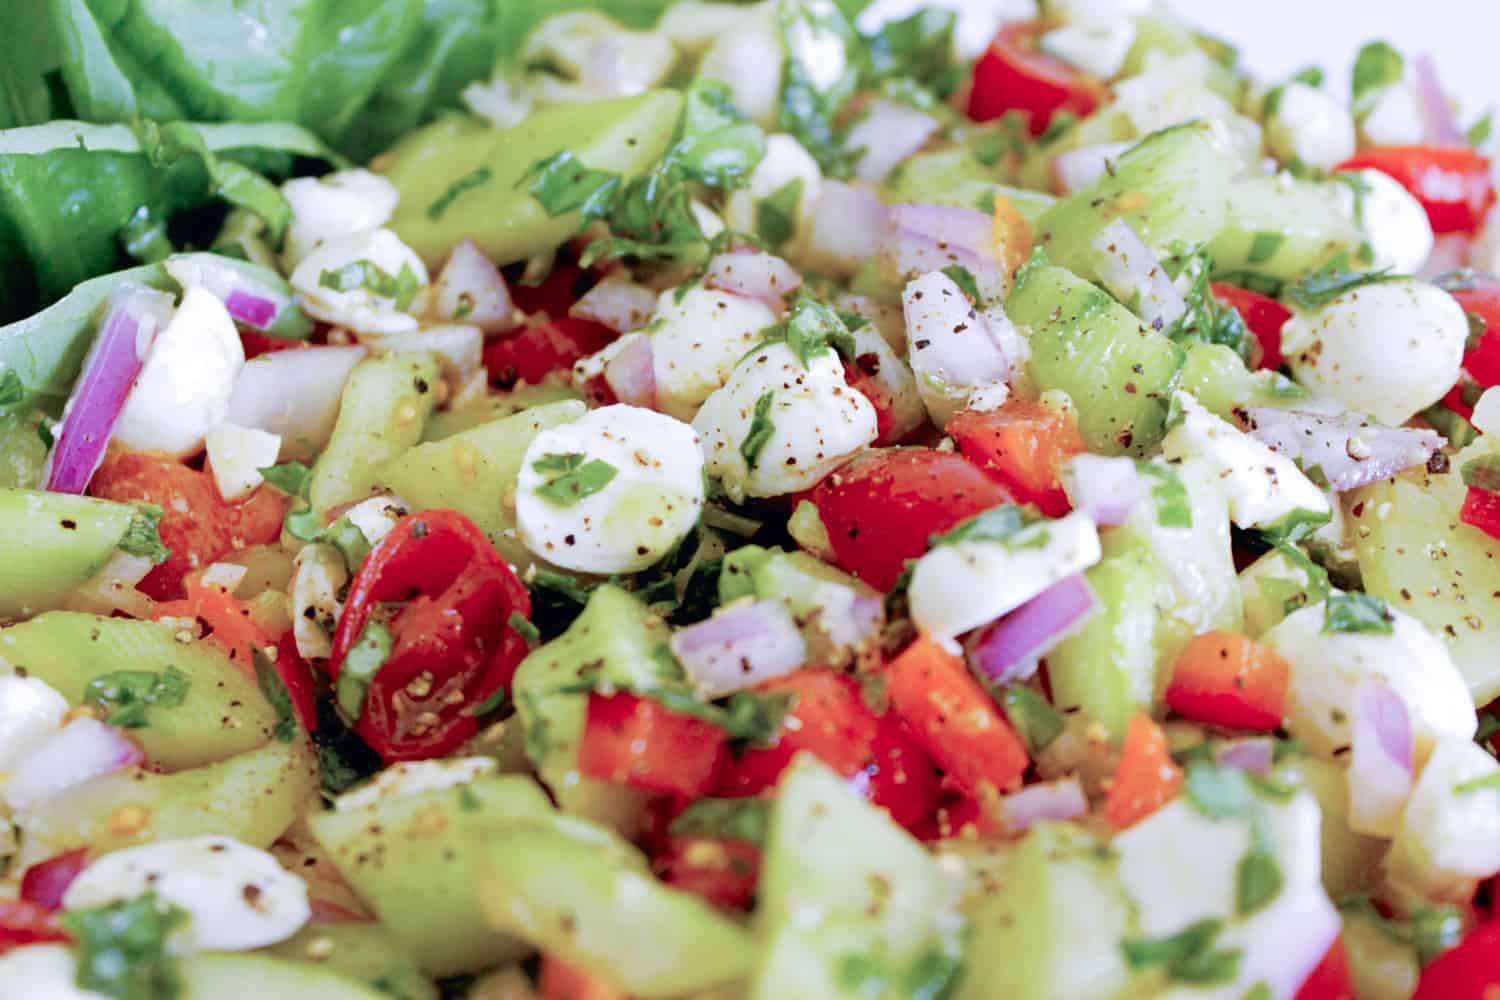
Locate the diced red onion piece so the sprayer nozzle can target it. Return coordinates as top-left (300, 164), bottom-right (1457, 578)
top-left (226, 345), bottom-right (367, 453)
top-left (1214, 738), bottom-right (1275, 776)
top-left (163, 254), bottom-right (298, 335)
top-left (998, 777), bottom-right (1088, 833)
top-left (570, 275), bottom-right (658, 333)
top-left (1060, 454), bottom-right (1146, 527)
top-left (1414, 53), bottom-right (1465, 147)
top-left (2, 718), bottom-right (142, 810)
top-left (670, 599), bottom-right (808, 698)
top-left (434, 238), bottom-right (517, 334)
top-left (603, 334), bottom-right (657, 408)
top-left (883, 203), bottom-right (1010, 302)
top-left (1051, 142), bottom-right (1135, 194)
top-left (1093, 219), bottom-right (1188, 332)
top-left (704, 251), bottom-right (804, 309)
top-left (224, 289), bottom-right (279, 329)
top-left (805, 182), bottom-right (891, 276)
top-left (1243, 407), bottom-right (1444, 493)
top-left (967, 574), bottom-right (1098, 685)
top-left (1348, 677), bottom-right (1414, 837)
top-left (44, 284), bottom-right (175, 495)
top-left (20, 848), bottom-right (89, 912)
top-left (845, 99), bottom-right (941, 182)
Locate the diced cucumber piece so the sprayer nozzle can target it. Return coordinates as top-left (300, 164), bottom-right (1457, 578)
top-left (422, 384), bottom-right (584, 441)
top-left (1209, 174), bottom-right (1363, 282)
top-left (0, 418), bottom-right (47, 488)
top-left (0, 613), bottom-right (280, 770)
top-left (752, 756), bottom-right (962, 1000)
top-left (1342, 908), bottom-right (1420, 1000)
top-left (266, 922), bottom-right (436, 1000)
top-left (886, 149), bottom-right (1055, 221)
top-left (183, 951), bottom-right (390, 999)
top-left (1239, 548), bottom-right (1317, 637)
top-left (955, 823), bottom-right (1136, 1000)
top-left (1350, 445), bottom-right (1500, 703)
top-left (1276, 756), bottom-right (1385, 898)
top-left (511, 585), bottom-right (675, 830)
top-left (719, 546), bottom-right (878, 664)
top-left (1033, 122), bottom-right (1234, 280)
top-left (1046, 543), bottom-right (1162, 740)
top-left (19, 741), bottom-right (316, 859)
top-left (310, 775), bottom-right (553, 977)
top-left (0, 489), bottom-right (137, 618)
top-left (478, 816), bottom-right (754, 997)
top-left (1008, 259), bottom-right (1184, 455)
top-left (381, 400), bottom-right (587, 567)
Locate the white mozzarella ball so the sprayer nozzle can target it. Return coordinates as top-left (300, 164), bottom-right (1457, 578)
top-left (113, 286), bottom-right (245, 458)
top-left (1282, 279), bottom-right (1467, 426)
top-left (1266, 83), bottom-right (1357, 172)
top-left (694, 342), bottom-right (877, 501)
top-left (63, 836), bottom-right (310, 951)
top-left (724, 134), bottom-right (824, 252)
top-left (902, 271), bottom-right (1014, 427)
top-left (1262, 601), bottom-right (1476, 758)
top-left (290, 543), bottom-right (347, 662)
top-left (0, 946), bottom-right (113, 1000)
top-left (1332, 168), bottom-right (1434, 274)
top-left (290, 228), bottom-right (428, 336)
top-left (279, 169), bottom-right (399, 271)
top-left (517, 405), bottom-right (705, 574)
top-left (646, 285), bottom-right (781, 421)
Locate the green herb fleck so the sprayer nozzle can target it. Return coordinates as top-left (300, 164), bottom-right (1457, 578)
top-left (0, 368), bottom-right (24, 414)
top-left (1461, 454), bottom-right (1500, 495)
top-left (670, 797), bottom-right (770, 844)
top-left (930, 504), bottom-right (1047, 551)
top-left (531, 451), bottom-right (619, 508)
top-left (426, 166), bottom-right (493, 221)
top-left (1322, 592), bottom-right (1395, 636)
top-left (466, 686), bottom-right (509, 719)
top-left (457, 785), bottom-right (481, 812)
top-left (509, 612), bottom-right (541, 648)
top-left (523, 151), bottom-right (622, 221)
top-left (63, 893), bottom-right (190, 1000)
top-left (1246, 232), bottom-right (1286, 266)
top-left (1236, 809), bottom-right (1283, 915)
top-left (1453, 770), bottom-right (1500, 795)
top-left (1122, 918), bottom-right (1242, 985)
top-left (318, 259), bottom-right (422, 311)
top-left (941, 264), bottom-right (982, 302)
top-left (1286, 266), bottom-right (1397, 311)
top-left (252, 645), bottom-right (299, 743)
top-left (118, 505), bottom-right (171, 565)
top-left (258, 461), bottom-right (312, 496)
top-left (337, 620), bottom-right (393, 724)
top-left (645, 685), bottom-right (793, 747)
top-left (1469, 109), bottom-right (1495, 149)
top-left (83, 667), bottom-right (189, 729)
top-left (1137, 462), bottom-right (1193, 529)
top-left (740, 391), bottom-right (777, 472)
top-left (1000, 686), bottom-right (1065, 755)
top-left (1351, 42), bottom-right (1405, 113)
top-left (1184, 762), bottom-right (1255, 820)
top-left (756, 177), bottom-right (804, 247)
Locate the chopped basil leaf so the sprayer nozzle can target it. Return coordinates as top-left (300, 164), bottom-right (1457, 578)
top-left (1351, 41), bottom-right (1405, 113)
top-left (1322, 592), bottom-right (1395, 636)
top-left (1184, 762), bottom-right (1254, 820)
top-left (531, 451), bottom-right (619, 508)
top-left (776, 0), bottom-right (860, 177)
top-left (757, 177), bottom-right (804, 247)
top-left (1137, 462), bottom-right (1193, 529)
top-left (252, 645), bottom-right (299, 743)
top-left (318, 259), bottom-right (422, 311)
top-left (336, 620), bottom-right (393, 724)
top-left (941, 264), bottom-right (981, 302)
top-left (1000, 686), bottom-right (1065, 755)
top-left (1258, 508), bottom-right (1333, 547)
top-left (1263, 65), bottom-right (1325, 117)
top-left (258, 460), bottom-right (312, 496)
top-left (466, 686), bottom-right (509, 719)
top-left (523, 150), bottom-right (622, 222)
top-left (1159, 246), bottom-right (1250, 356)
top-left (740, 391), bottom-right (777, 472)
top-left (284, 505), bottom-right (325, 542)
top-left (526, 568), bottom-right (596, 639)
top-left (761, 292), bottom-right (858, 367)
top-left (670, 797), bottom-right (770, 844)
top-left (930, 503), bottom-right (1046, 550)
top-left (1236, 809), bottom-right (1283, 915)
top-left (645, 684), bottom-right (793, 746)
top-left (63, 893), bottom-right (191, 1000)
top-left (37, 416), bottom-right (55, 450)
top-left (118, 504), bottom-right (171, 565)
top-left (866, 7), bottom-right (960, 98)
top-left (1453, 770), bottom-right (1500, 795)
top-left (1122, 918), bottom-right (1241, 986)
top-left (83, 667), bottom-right (190, 729)
top-left (321, 516), bottom-right (372, 573)
top-left (1421, 401), bottom-right (1478, 449)
top-left (1461, 454), bottom-right (1500, 495)
top-left (675, 78), bottom-right (767, 189)
top-left (1246, 232), bottom-right (1286, 266)
top-left (0, 368), bottom-right (23, 414)
top-left (1286, 266), bottom-right (1398, 310)
top-left (310, 696), bottom-right (381, 798)
top-left (426, 166), bottom-right (493, 221)
top-left (1469, 109), bottom-right (1495, 149)
top-left (508, 612), bottom-right (541, 648)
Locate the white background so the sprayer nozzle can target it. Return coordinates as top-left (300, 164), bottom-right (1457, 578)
top-left (1173, 0), bottom-right (1497, 113)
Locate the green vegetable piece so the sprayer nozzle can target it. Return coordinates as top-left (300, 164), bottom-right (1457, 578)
top-left (63, 892), bottom-right (190, 1000)
top-left (335, 620), bottom-right (391, 724)
top-left (670, 797), bottom-right (770, 845)
top-left (1210, 175), bottom-right (1364, 283)
top-left (421, 383), bottom-right (583, 441)
top-left (83, 667), bottom-right (190, 729)
top-left (117, 505), bottom-right (170, 564)
top-left (426, 166), bottom-right (494, 222)
top-left (1322, 592), bottom-right (1395, 636)
top-left (1287, 267), bottom-right (1398, 310)
top-left (384, 91), bottom-right (683, 267)
top-left (1122, 918), bottom-right (1241, 985)
top-left (1138, 463), bottom-right (1192, 529)
top-left (1352, 42), bottom-right (1405, 115)
top-left (531, 451), bottom-right (619, 507)
top-left (955, 823), bottom-right (1135, 1000)
top-left (0, 613), bottom-right (281, 770)
top-left (1009, 257), bottom-right (1184, 455)
top-left (0, 489), bottom-right (144, 618)
top-left (740, 391), bottom-right (777, 471)
top-left (307, 353), bottom-right (440, 514)
top-left (381, 399), bottom-right (587, 567)
top-left (757, 178), bottom-right (804, 247)
top-left (1000, 686), bottom-right (1065, 756)
top-left (266, 922), bottom-right (436, 1000)
top-left (310, 775), bottom-right (554, 977)
top-left (1340, 906), bottom-right (1420, 1000)
top-left (886, 148), bottom-right (1056, 220)
top-left (0, 412), bottom-right (49, 489)
top-left (317, 259), bottom-right (422, 311)
top-left (21, 740), bottom-right (318, 856)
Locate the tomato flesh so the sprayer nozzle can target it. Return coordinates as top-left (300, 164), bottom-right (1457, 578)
top-left (1338, 146), bottom-right (1496, 235)
top-left (0, 900), bottom-right (70, 953)
top-left (947, 400), bottom-right (1084, 516)
top-left (1462, 487), bottom-right (1500, 542)
top-left (809, 448), bottom-right (1014, 591)
top-left (1210, 282), bottom-right (1293, 371)
top-left (967, 22), bottom-right (1103, 137)
top-left (579, 690), bottom-right (729, 798)
top-left (1293, 937), bottom-right (1355, 1000)
top-left (1412, 920), bottom-right (1500, 999)
top-left (653, 838), bottom-right (761, 911)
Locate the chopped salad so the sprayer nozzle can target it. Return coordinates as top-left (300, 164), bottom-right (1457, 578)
top-left (4, 1), bottom-right (1500, 998)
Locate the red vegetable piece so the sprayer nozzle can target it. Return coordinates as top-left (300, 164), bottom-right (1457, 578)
top-left (1461, 486), bottom-right (1500, 542)
top-left (578, 690), bottom-right (729, 798)
top-left (947, 399), bottom-right (1085, 517)
top-left (967, 22), bottom-right (1104, 137)
top-left (1293, 937), bottom-right (1356, 1000)
top-left (1211, 282), bottom-right (1294, 371)
top-left (19, 849), bottom-right (89, 913)
top-left (0, 900), bottom-right (70, 953)
top-left (1412, 920), bottom-right (1500, 1000)
top-left (1337, 146), bottom-right (1496, 235)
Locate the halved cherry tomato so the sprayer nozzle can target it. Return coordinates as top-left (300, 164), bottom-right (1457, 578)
top-left (90, 447), bottom-right (287, 601)
top-left (1165, 631), bottom-right (1290, 731)
top-left (948, 400), bottom-right (1085, 516)
top-left (1105, 713), bottom-right (1183, 830)
top-left (1211, 282), bottom-right (1294, 371)
top-left (328, 509), bottom-right (532, 762)
top-left (1294, 937), bottom-right (1356, 1000)
top-left (270, 630), bottom-right (320, 733)
top-left (1337, 146), bottom-right (1496, 235)
top-left (0, 900), bottom-right (70, 953)
top-left (653, 838), bottom-right (761, 911)
top-left (716, 668), bottom-right (942, 833)
top-left (808, 448), bottom-right (1014, 591)
top-left (885, 637), bottom-right (1030, 797)
top-left (1461, 487), bottom-right (1500, 542)
top-left (967, 22), bottom-right (1104, 137)
top-left (1439, 272), bottom-right (1500, 387)
top-left (579, 691), bottom-right (728, 797)
top-left (1412, 920), bottom-right (1500, 999)
top-left (19, 849), bottom-right (89, 912)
